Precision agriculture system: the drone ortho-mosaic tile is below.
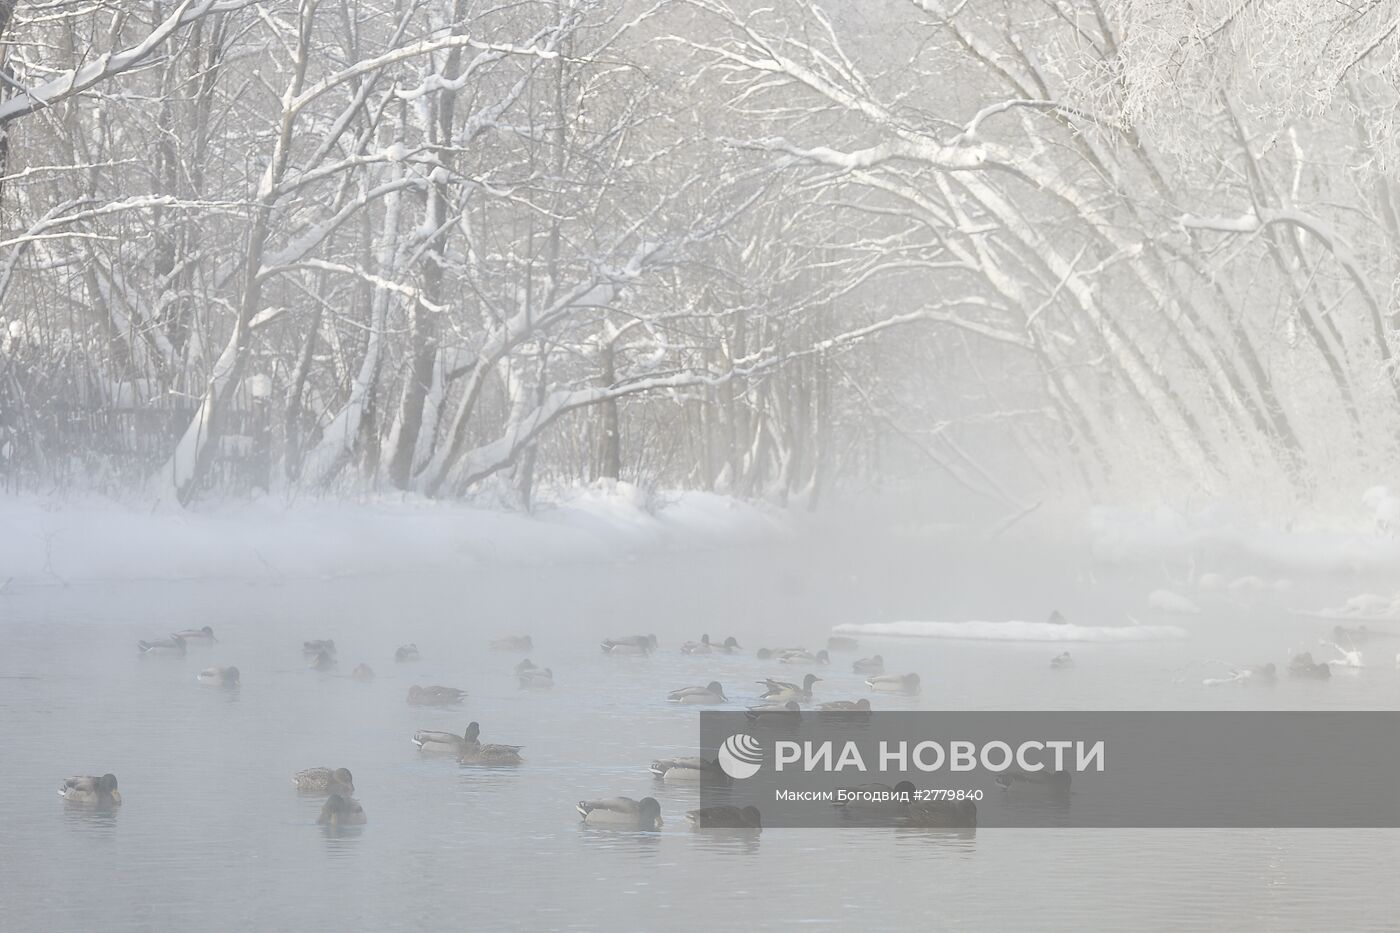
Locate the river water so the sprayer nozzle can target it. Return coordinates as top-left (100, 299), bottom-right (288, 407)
top-left (1, 527), bottom-right (1396, 930)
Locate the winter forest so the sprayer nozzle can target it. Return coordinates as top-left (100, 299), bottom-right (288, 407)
top-left (3, 0), bottom-right (1400, 513)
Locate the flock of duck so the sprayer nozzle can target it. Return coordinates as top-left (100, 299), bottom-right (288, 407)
top-left (58, 626), bottom-right (941, 832)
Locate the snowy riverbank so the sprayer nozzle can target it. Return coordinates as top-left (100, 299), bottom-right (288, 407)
top-left (0, 485), bottom-right (790, 586)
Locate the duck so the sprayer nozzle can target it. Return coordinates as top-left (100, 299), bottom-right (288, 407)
top-left (649, 756), bottom-right (724, 782)
top-left (490, 635), bottom-right (533, 651)
top-left (1050, 652), bottom-right (1074, 670)
top-left (601, 635), bottom-right (657, 655)
top-left (515, 658), bottom-right (537, 674)
top-left (407, 685), bottom-right (467, 706)
top-left (351, 663), bottom-right (375, 682)
top-left (745, 700), bottom-right (802, 724)
top-left (1047, 610), bottom-right (1069, 625)
top-left (309, 650), bottom-right (336, 671)
top-left (58, 773), bottom-right (121, 806)
top-left (395, 644), bottom-right (420, 662)
top-left (757, 673), bottom-right (821, 701)
top-left (686, 805), bottom-right (761, 829)
top-left (905, 799), bottom-right (977, 828)
top-left (413, 724), bottom-right (474, 754)
top-left (173, 626), bottom-right (217, 643)
top-left (293, 767), bottom-right (354, 796)
top-left (778, 649), bottom-right (829, 665)
top-left (827, 636), bottom-right (859, 652)
top-left (317, 793), bottom-right (366, 827)
top-left (518, 666), bottom-right (554, 690)
top-left (456, 722), bottom-right (523, 765)
top-left (816, 698), bottom-right (871, 712)
top-left (138, 635), bottom-right (186, 657)
top-left (1288, 652), bottom-right (1331, 679)
top-left (666, 681), bottom-right (728, 704)
top-left (196, 666), bottom-right (240, 687)
top-left (867, 672), bottom-right (920, 695)
top-left (852, 655), bottom-right (884, 675)
top-left (576, 796), bottom-right (662, 829)
top-left (755, 646), bottom-right (804, 660)
top-left (303, 639), bottom-right (336, 657)
top-left (680, 635), bottom-right (742, 655)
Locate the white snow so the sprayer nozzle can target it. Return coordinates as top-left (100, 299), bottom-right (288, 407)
top-left (1147, 589), bottom-right (1201, 614)
top-left (0, 484), bottom-right (788, 585)
top-left (831, 620), bottom-right (1189, 643)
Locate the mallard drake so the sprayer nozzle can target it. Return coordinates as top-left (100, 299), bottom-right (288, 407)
top-left (303, 639), bottom-right (336, 657)
top-left (649, 756), bottom-right (723, 782)
top-left (906, 799), bottom-right (977, 828)
top-left (757, 674), bottom-right (821, 701)
top-left (681, 635), bottom-right (742, 654)
top-left (351, 663), bottom-right (375, 682)
top-left (309, 650), bottom-right (336, 671)
top-left (173, 626), bottom-right (216, 643)
top-left (490, 635), bottom-right (533, 651)
top-left (317, 793), bottom-right (365, 827)
top-left (686, 805), bottom-right (761, 829)
top-left (294, 767), bottom-right (355, 796)
top-left (778, 649), bottom-right (829, 665)
top-left (576, 796), bottom-right (662, 829)
top-left (666, 681), bottom-right (727, 704)
top-left (58, 773), bottom-right (121, 806)
top-left (196, 666), bottom-right (240, 687)
top-left (1289, 652), bottom-right (1331, 679)
top-left (407, 685), bottom-right (466, 706)
top-left (456, 722), bottom-right (523, 765)
top-left (816, 698), bottom-right (871, 712)
top-left (138, 635), bottom-right (186, 657)
top-left (1050, 652), bottom-right (1074, 670)
top-left (395, 644), bottom-right (420, 662)
top-left (518, 667), bottom-right (554, 690)
top-left (852, 655), bottom-right (884, 675)
top-left (413, 724), bottom-right (474, 754)
top-left (601, 634), bottom-right (657, 655)
top-left (866, 672), bottom-right (920, 695)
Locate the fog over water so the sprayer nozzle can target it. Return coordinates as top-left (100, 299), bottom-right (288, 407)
top-left (4, 524), bottom-right (1398, 931)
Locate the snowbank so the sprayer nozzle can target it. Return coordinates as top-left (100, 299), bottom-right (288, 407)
top-left (0, 485), bottom-right (789, 585)
top-left (832, 620), bottom-right (1190, 643)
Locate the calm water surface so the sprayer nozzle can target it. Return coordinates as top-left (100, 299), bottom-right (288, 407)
top-left (2, 530), bottom-right (1397, 930)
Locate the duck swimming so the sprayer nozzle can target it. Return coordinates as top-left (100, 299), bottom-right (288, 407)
top-left (1050, 652), bottom-right (1074, 670)
top-left (294, 767), bottom-right (354, 796)
top-left (686, 805), bottom-right (761, 829)
top-left (745, 700), bottom-right (802, 725)
top-left (666, 681), bottom-right (728, 704)
top-left (490, 635), bottom-right (533, 651)
top-left (196, 666), bottom-right (240, 687)
top-left (681, 635), bottom-right (742, 655)
top-left (318, 793), bottom-right (366, 827)
top-left (173, 626), bottom-right (216, 643)
top-left (395, 644), bottom-right (420, 662)
top-left (601, 635), bottom-right (657, 656)
top-left (351, 663), bottom-right (375, 682)
top-left (649, 756), bottom-right (724, 782)
top-left (407, 685), bottom-right (467, 706)
top-left (852, 655), bottom-right (884, 675)
top-left (816, 698), bottom-right (871, 712)
top-left (138, 635), bottom-right (186, 657)
top-left (866, 672), bottom-right (920, 695)
top-left (303, 640), bottom-right (336, 657)
top-left (413, 723), bottom-right (475, 755)
top-left (757, 674), bottom-right (821, 701)
top-left (456, 722), bottom-right (523, 765)
top-left (518, 666), bottom-right (554, 690)
top-left (576, 796), bottom-right (662, 829)
top-left (309, 650), bottom-right (336, 671)
top-left (778, 649), bottom-right (829, 665)
top-left (58, 773), bottom-right (121, 806)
